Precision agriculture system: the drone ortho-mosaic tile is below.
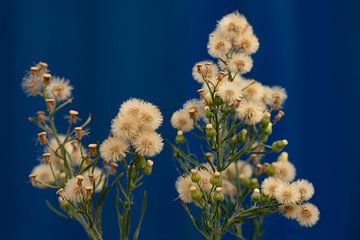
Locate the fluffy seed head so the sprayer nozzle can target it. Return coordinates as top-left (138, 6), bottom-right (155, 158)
top-left (30, 164), bottom-right (56, 188)
top-left (294, 179), bottom-right (315, 201)
top-left (183, 99), bottom-right (205, 120)
top-left (274, 182), bottom-right (301, 205)
top-left (192, 61), bottom-right (218, 83)
top-left (175, 175), bottom-right (194, 203)
top-left (296, 203), bottom-right (320, 227)
top-left (223, 160), bottom-right (253, 180)
top-left (228, 53), bottom-right (253, 74)
top-left (280, 204), bottom-right (301, 220)
top-left (100, 137), bottom-right (129, 162)
top-left (208, 31), bottom-right (232, 58)
top-left (171, 109), bottom-right (194, 132)
top-left (133, 131), bottom-right (163, 157)
top-left (236, 101), bottom-right (266, 125)
top-left (46, 77), bottom-right (73, 101)
top-left (64, 176), bottom-right (93, 203)
top-left (217, 81), bottom-right (242, 105)
top-left (272, 161), bottom-right (296, 182)
top-left (261, 177), bottom-right (284, 198)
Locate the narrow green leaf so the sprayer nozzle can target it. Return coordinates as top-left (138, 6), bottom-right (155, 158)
top-left (133, 191), bottom-right (147, 240)
top-left (45, 200), bottom-right (68, 219)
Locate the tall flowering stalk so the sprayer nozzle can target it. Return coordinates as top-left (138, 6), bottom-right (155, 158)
top-left (23, 62), bottom-right (163, 240)
top-left (170, 12), bottom-right (319, 240)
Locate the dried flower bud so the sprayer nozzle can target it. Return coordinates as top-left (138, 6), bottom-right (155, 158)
top-left (85, 186), bottom-right (93, 197)
top-left (251, 154), bottom-right (259, 165)
top-left (76, 175), bottom-right (84, 186)
top-left (88, 173), bottom-right (95, 183)
top-left (37, 111), bottom-right (46, 123)
top-left (29, 174), bottom-right (38, 186)
top-left (88, 144), bottom-right (98, 157)
top-left (37, 131), bottom-right (48, 145)
top-left (74, 127), bottom-right (83, 139)
top-left (175, 130), bottom-right (185, 145)
top-left (274, 110), bottom-right (285, 122)
top-left (69, 110), bottom-right (79, 123)
top-left (38, 61), bottom-right (48, 71)
top-left (217, 71), bottom-right (226, 82)
top-left (45, 98), bottom-right (55, 112)
top-left (205, 152), bottom-right (213, 162)
top-left (30, 66), bottom-right (40, 75)
top-left (234, 97), bottom-right (241, 108)
top-left (42, 152), bottom-right (51, 164)
top-left (197, 89), bottom-right (205, 99)
top-left (109, 162), bottom-right (118, 175)
top-left (256, 164), bottom-right (263, 175)
top-left (56, 188), bottom-right (67, 201)
top-left (43, 73), bottom-right (51, 86)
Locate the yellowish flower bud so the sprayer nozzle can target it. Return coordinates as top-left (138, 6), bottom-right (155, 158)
top-left (175, 130), bottom-right (185, 144)
top-left (213, 187), bottom-right (224, 202)
top-left (143, 160), bottom-right (154, 175)
top-left (210, 171), bottom-right (221, 186)
top-left (277, 152), bottom-right (289, 162)
top-left (190, 186), bottom-right (203, 201)
top-left (271, 140), bottom-right (288, 152)
top-left (191, 169), bottom-right (201, 183)
top-left (205, 124), bottom-right (216, 138)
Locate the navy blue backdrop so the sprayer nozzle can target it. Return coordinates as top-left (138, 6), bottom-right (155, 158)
top-left (1, 0), bottom-right (359, 239)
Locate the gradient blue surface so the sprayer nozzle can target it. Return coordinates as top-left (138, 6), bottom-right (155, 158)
top-left (1, 0), bottom-right (359, 239)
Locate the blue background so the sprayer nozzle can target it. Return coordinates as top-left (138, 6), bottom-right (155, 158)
top-left (1, 0), bottom-right (359, 239)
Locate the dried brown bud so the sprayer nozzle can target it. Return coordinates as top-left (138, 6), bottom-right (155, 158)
top-left (69, 110), bottom-right (79, 123)
top-left (30, 66), bottom-right (40, 75)
top-left (76, 175), bottom-right (84, 186)
top-left (188, 108), bottom-right (196, 120)
top-left (56, 188), bottom-right (67, 201)
top-left (88, 144), bottom-right (97, 157)
top-left (85, 186), bottom-right (93, 197)
top-left (74, 127), bottom-right (83, 139)
top-left (43, 73), bottom-right (51, 86)
top-left (29, 174), bottom-right (38, 186)
top-left (88, 173), bottom-right (95, 183)
top-left (45, 98), bottom-right (55, 112)
top-left (38, 61), bottom-right (48, 71)
top-left (274, 110), bottom-right (285, 122)
top-left (37, 131), bottom-right (48, 145)
top-left (251, 154), bottom-right (259, 165)
top-left (109, 162), bottom-right (118, 175)
top-left (37, 111), bottom-right (46, 123)
top-left (42, 152), bottom-right (51, 164)
top-left (256, 164), bottom-right (263, 175)
top-left (197, 89), bottom-right (205, 99)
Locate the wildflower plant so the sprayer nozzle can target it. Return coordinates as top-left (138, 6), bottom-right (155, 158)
top-left (23, 62), bottom-right (163, 240)
top-left (170, 12), bottom-right (319, 240)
